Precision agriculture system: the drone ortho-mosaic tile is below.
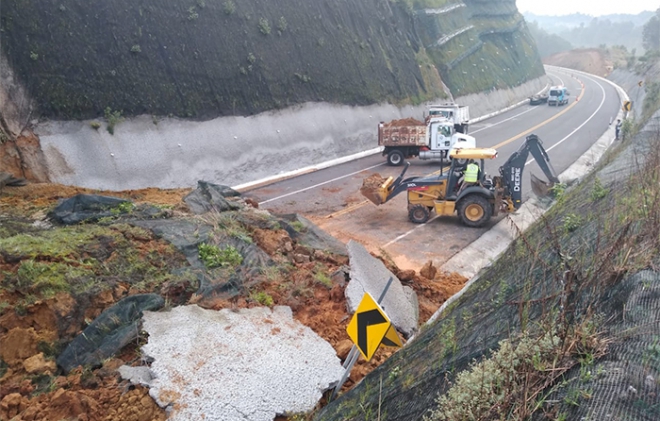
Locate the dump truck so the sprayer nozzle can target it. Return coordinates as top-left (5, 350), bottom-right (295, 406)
top-left (361, 134), bottom-right (559, 227)
top-left (425, 103), bottom-right (470, 133)
top-left (378, 116), bottom-right (476, 166)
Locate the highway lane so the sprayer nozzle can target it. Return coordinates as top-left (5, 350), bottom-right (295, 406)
top-left (243, 67), bottom-right (622, 270)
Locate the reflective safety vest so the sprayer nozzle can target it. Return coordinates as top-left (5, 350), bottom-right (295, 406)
top-left (464, 163), bottom-right (479, 183)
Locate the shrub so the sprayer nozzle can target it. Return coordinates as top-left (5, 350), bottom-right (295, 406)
top-left (90, 121), bottom-right (101, 130)
top-left (277, 17), bottom-right (288, 33)
top-left (130, 45), bottom-right (141, 53)
top-left (591, 177), bottom-right (608, 201)
top-left (104, 107), bottom-right (124, 135)
top-left (258, 18), bottom-right (271, 35)
top-left (563, 213), bottom-right (582, 233)
top-left (223, 1), bottom-right (235, 15)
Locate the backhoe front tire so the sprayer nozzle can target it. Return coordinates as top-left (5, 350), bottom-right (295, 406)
top-left (457, 195), bottom-right (492, 227)
top-left (408, 204), bottom-right (431, 224)
top-left (387, 150), bottom-right (404, 166)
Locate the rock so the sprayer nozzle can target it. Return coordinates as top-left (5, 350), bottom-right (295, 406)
top-left (397, 269), bottom-right (416, 282)
top-left (419, 261), bottom-right (437, 280)
top-left (277, 214), bottom-right (347, 257)
top-left (0, 392), bottom-right (28, 420)
top-left (23, 352), bottom-right (57, 375)
top-left (118, 365), bottom-right (154, 387)
top-left (330, 266), bottom-right (350, 287)
top-left (344, 240), bottom-right (418, 338)
top-left (183, 181), bottom-right (241, 214)
top-left (293, 253), bottom-right (311, 263)
top-left (335, 339), bottom-right (354, 360)
top-left (0, 327), bottom-right (40, 367)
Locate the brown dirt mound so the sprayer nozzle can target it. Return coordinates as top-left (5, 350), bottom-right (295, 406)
top-left (360, 173), bottom-right (388, 205)
top-left (385, 117), bottom-right (424, 127)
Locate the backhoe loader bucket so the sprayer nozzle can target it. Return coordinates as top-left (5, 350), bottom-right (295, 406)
top-left (530, 172), bottom-right (555, 199)
top-left (360, 174), bottom-right (392, 206)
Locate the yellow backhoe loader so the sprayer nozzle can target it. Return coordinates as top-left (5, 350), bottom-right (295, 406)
top-left (360, 134), bottom-right (559, 227)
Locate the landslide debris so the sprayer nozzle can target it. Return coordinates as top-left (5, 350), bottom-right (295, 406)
top-left (384, 118), bottom-right (425, 127)
top-left (360, 173), bottom-right (388, 206)
top-left (0, 181), bottom-right (467, 420)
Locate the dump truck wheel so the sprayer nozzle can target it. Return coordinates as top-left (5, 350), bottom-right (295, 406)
top-left (387, 150), bottom-right (404, 166)
top-left (458, 195), bottom-right (492, 227)
top-left (408, 204), bottom-right (431, 224)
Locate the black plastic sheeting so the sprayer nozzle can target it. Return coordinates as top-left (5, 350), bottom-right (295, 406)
top-left (49, 194), bottom-right (131, 225)
top-left (57, 294), bottom-right (164, 373)
top-left (183, 181), bottom-right (241, 215)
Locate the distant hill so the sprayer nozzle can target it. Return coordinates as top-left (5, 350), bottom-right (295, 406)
top-left (523, 11), bottom-right (654, 53)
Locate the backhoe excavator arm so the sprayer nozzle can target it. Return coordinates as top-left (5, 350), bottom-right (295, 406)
top-left (361, 162), bottom-right (416, 205)
top-left (498, 134), bottom-right (559, 209)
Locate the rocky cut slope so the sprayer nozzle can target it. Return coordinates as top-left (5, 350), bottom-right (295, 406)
top-left (0, 0), bottom-right (542, 126)
top-left (0, 0), bottom-right (443, 122)
top-left (412, 0), bottom-right (544, 96)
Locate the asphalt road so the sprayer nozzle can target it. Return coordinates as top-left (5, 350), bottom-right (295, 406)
top-left (243, 67), bottom-right (622, 271)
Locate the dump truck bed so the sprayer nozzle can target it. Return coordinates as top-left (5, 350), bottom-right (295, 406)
top-left (378, 118), bottom-right (427, 147)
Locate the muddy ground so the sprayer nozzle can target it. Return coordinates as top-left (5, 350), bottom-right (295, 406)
top-left (0, 182), bottom-right (467, 420)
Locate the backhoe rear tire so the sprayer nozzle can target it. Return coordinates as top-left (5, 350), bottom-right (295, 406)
top-left (408, 204), bottom-right (431, 224)
top-left (387, 150), bottom-right (404, 166)
top-left (457, 195), bottom-right (492, 227)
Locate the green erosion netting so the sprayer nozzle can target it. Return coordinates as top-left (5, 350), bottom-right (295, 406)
top-left (315, 118), bottom-right (660, 420)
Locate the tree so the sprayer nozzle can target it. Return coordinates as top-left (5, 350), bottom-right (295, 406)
top-left (643, 8), bottom-right (660, 51)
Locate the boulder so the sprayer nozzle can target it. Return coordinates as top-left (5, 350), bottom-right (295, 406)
top-left (344, 240), bottom-right (418, 338)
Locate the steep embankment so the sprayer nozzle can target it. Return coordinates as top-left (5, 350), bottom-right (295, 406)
top-left (1, 0), bottom-right (541, 122)
top-left (415, 0), bottom-right (544, 96)
top-left (0, 0), bottom-right (441, 121)
top-left (0, 0), bottom-right (546, 190)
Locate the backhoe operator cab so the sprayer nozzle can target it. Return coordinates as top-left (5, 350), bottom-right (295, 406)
top-left (361, 134), bottom-right (560, 227)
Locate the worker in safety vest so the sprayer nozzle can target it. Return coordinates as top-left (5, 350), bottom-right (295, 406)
top-left (458, 159), bottom-right (480, 193)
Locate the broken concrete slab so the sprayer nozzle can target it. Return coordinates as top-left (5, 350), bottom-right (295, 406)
top-left (118, 365), bottom-right (154, 387)
top-left (345, 240), bottom-right (418, 338)
top-left (141, 305), bottom-right (344, 421)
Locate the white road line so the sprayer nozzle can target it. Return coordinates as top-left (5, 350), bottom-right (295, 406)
top-left (258, 162), bottom-right (385, 205)
top-left (525, 72), bottom-right (607, 165)
top-left (470, 107), bottom-right (538, 134)
top-left (385, 71), bottom-right (607, 249)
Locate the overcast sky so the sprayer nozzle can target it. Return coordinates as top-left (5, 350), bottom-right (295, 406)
top-left (516, 0), bottom-right (659, 16)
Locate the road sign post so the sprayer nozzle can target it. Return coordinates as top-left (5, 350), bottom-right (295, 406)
top-left (329, 277), bottom-right (400, 401)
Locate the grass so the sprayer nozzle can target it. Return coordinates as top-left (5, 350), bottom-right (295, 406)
top-left (424, 324), bottom-right (607, 421)
top-left (198, 243), bottom-right (243, 269)
top-left (0, 223), bottom-right (188, 307)
top-left (251, 290), bottom-right (274, 306)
